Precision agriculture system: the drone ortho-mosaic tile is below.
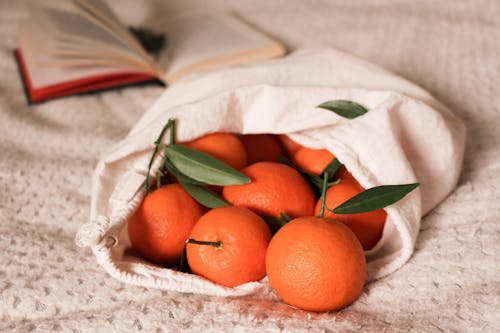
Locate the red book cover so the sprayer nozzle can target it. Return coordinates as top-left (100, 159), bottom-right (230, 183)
top-left (14, 49), bottom-right (163, 103)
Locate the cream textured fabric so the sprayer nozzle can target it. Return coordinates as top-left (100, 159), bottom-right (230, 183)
top-left (1, 1), bottom-right (499, 332)
top-left (75, 49), bottom-right (465, 294)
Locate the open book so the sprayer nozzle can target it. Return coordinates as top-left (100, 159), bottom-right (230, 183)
top-left (16, 0), bottom-right (286, 103)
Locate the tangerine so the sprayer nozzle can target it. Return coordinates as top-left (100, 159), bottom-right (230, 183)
top-left (336, 165), bottom-right (355, 180)
top-left (293, 147), bottom-right (334, 175)
top-left (222, 161), bottom-right (315, 218)
top-left (181, 132), bottom-right (248, 170)
top-left (127, 184), bottom-right (205, 266)
top-left (239, 134), bottom-right (283, 164)
top-left (277, 135), bottom-right (303, 158)
top-left (265, 216), bottom-right (366, 312)
top-left (293, 146), bottom-right (355, 180)
top-left (186, 206), bottom-right (271, 287)
top-left (314, 179), bottom-right (387, 250)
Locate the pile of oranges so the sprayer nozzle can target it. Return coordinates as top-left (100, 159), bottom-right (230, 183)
top-left (127, 131), bottom-right (386, 312)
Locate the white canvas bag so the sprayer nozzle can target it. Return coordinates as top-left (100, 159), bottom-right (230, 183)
top-left (76, 49), bottom-right (466, 297)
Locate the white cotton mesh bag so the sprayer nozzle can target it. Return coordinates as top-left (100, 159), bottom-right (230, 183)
top-left (75, 49), bottom-right (466, 296)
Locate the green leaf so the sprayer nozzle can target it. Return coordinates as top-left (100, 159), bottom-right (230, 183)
top-left (332, 183), bottom-right (420, 214)
top-left (318, 171), bottom-right (329, 218)
top-left (304, 172), bottom-right (324, 196)
top-left (262, 212), bottom-right (292, 234)
top-left (168, 118), bottom-right (177, 145)
top-left (144, 119), bottom-right (174, 193)
top-left (163, 158), bottom-right (204, 186)
top-left (179, 181), bottom-right (229, 208)
top-left (164, 144), bottom-right (250, 186)
top-left (318, 100), bottom-right (368, 119)
top-left (280, 212), bottom-right (292, 223)
top-left (156, 166), bottom-right (165, 190)
top-left (276, 154), bottom-right (293, 166)
top-left (304, 172), bottom-right (339, 196)
top-left (322, 157), bottom-right (342, 180)
top-left (262, 215), bottom-right (287, 235)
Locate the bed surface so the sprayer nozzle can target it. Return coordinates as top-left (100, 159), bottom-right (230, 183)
top-left (1, 1), bottom-right (498, 331)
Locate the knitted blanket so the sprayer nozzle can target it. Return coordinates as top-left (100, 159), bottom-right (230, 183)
top-left (1, 1), bottom-right (498, 331)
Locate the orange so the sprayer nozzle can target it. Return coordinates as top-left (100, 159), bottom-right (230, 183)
top-left (314, 179), bottom-right (387, 250)
top-left (293, 147), bottom-right (334, 175)
top-left (127, 184), bottom-right (205, 266)
top-left (337, 165), bottom-right (355, 180)
top-left (277, 135), bottom-right (303, 158)
top-left (293, 146), bottom-right (355, 180)
top-left (186, 206), bottom-right (271, 287)
top-left (181, 132), bottom-right (248, 170)
top-left (266, 216), bottom-right (366, 312)
top-left (222, 161), bottom-right (315, 218)
top-left (239, 134), bottom-right (283, 164)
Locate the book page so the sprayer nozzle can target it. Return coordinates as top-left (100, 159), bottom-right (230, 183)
top-left (154, 11), bottom-right (285, 82)
top-left (19, 49), bottom-right (151, 90)
top-left (18, 20), bottom-right (160, 95)
top-left (18, 19), bottom-right (153, 72)
top-left (41, 6), bottom-right (131, 51)
top-left (73, 0), bottom-right (121, 24)
top-left (26, 0), bottom-right (145, 57)
top-left (22, 1), bottom-right (162, 77)
top-left (72, 0), bottom-right (152, 60)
